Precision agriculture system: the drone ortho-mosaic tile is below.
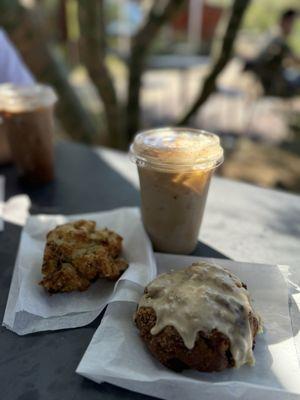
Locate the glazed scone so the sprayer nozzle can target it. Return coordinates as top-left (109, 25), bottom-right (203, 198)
top-left (135, 262), bottom-right (261, 372)
top-left (40, 220), bottom-right (128, 293)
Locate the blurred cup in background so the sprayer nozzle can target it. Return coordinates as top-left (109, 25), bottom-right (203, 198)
top-left (0, 115), bottom-right (12, 165)
top-left (0, 84), bottom-right (57, 184)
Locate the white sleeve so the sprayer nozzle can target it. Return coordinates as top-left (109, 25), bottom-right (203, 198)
top-left (0, 28), bottom-right (35, 85)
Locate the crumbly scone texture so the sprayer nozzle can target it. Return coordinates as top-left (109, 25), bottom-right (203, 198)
top-left (135, 291), bottom-right (259, 373)
top-left (40, 220), bottom-right (128, 293)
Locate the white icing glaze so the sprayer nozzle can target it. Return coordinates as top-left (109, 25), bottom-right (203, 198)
top-left (138, 262), bottom-right (261, 368)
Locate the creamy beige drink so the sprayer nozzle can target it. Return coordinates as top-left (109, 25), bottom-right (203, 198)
top-left (130, 128), bottom-right (223, 254)
top-left (0, 84), bottom-right (57, 183)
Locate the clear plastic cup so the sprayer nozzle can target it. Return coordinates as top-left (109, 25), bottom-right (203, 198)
top-left (130, 127), bottom-right (224, 254)
top-left (0, 117), bottom-right (12, 164)
top-left (0, 84), bottom-right (57, 184)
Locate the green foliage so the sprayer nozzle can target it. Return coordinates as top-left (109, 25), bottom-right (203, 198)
top-left (207, 0), bottom-right (300, 54)
top-left (243, 0), bottom-right (281, 32)
top-left (242, 0), bottom-right (300, 54)
top-left (289, 19), bottom-right (300, 54)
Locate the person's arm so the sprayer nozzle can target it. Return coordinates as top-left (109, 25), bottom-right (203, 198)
top-left (0, 28), bottom-right (35, 85)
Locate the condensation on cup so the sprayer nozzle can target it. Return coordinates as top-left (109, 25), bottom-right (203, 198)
top-left (130, 127), bottom-right (224, 254)
top-left (0, 83), bottom-right (57, 184)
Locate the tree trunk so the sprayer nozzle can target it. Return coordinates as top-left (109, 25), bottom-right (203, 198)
top-left (78, 0), bottom-right (121, 148)
top-left (126, 0), bottom-right (185, 142)
top-left (0, 1), bottom-right (98, 144)
top-left (177, 0), bottom-right (251, 125)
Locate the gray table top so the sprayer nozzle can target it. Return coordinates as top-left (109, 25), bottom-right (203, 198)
top-left (0, 141), bottom-right (229, 400)
top-left (1, 141), bottom-right (299, 400)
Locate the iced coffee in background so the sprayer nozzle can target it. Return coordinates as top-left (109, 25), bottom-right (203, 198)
top-left (0, 84), bottom-right (57, 184)
top-left (130, 128), bottom-right (224, 254)
top-left (0, 117), bottom-right (12, 165)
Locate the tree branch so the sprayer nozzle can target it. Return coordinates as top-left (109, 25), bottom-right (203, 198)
top-left (177, 0), bottom-right (251, 125)
top-left (126, 0), bottom-right (185, 141)
top-left (78, 0), bottom-right (121, 147)
top-left (0, 1), bottom-right (99, 143)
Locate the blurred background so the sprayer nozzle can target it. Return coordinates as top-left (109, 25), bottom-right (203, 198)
top-left (1, 0), bottom-right (300, 193)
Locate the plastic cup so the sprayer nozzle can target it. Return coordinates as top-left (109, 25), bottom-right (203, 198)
top-left (0, 117), bottom-right (12, 164)
top-left (130, 127), bottom-right (224, 254)
top-left (0, 84), bottom-right (57, 184)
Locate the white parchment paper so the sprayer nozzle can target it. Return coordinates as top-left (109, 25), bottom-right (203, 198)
top-left (77, 254), bottom-right (300, 400)
top-left (0, 191), bottom-right (31, 231)
top-left (2, 207), bottom-right (156, 335)
top-left (3, 194), bottom-right (31, 226)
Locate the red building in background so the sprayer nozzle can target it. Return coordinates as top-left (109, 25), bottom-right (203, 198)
top-left (172, 2), bottom-right (223, 51)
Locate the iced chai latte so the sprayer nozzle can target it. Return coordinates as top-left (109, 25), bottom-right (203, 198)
top-left (0, 84), bottom-right (57, 183)
top-left (130, 128), bottom-right (224, 254)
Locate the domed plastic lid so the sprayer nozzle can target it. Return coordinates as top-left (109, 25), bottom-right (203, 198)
top-left (130, 127), bottom-right (224, 171)
top-left (0, 83), bottom-right (57, 112)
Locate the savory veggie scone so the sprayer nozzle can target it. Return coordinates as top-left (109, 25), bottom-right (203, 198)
top-left (40, 220), bottom-right (128, 293)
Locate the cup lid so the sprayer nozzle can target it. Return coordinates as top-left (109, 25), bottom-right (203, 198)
top-left (130, 127), bottom-right (224, 171)
top-left (0, 83), bottom-right (57, 112)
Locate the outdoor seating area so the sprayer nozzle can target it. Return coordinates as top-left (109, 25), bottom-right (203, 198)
top-left (0, 1), bottom-right (299, 400)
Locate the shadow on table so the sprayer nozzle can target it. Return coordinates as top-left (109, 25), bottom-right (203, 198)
top-left (0, 222), bottom-right (22, 321)
top-left (1, 141), bottom-right (139, 214)
top-left (235, 189), bottom-right (300, 244)
top-left (192, 241), bottom-right (230, 259)
top-left (248, 195), bottom-right (300, 345)
top-left (80, 380), bottom-right (157, 400)
top-left (256, 197), bottom-right (300, 239)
